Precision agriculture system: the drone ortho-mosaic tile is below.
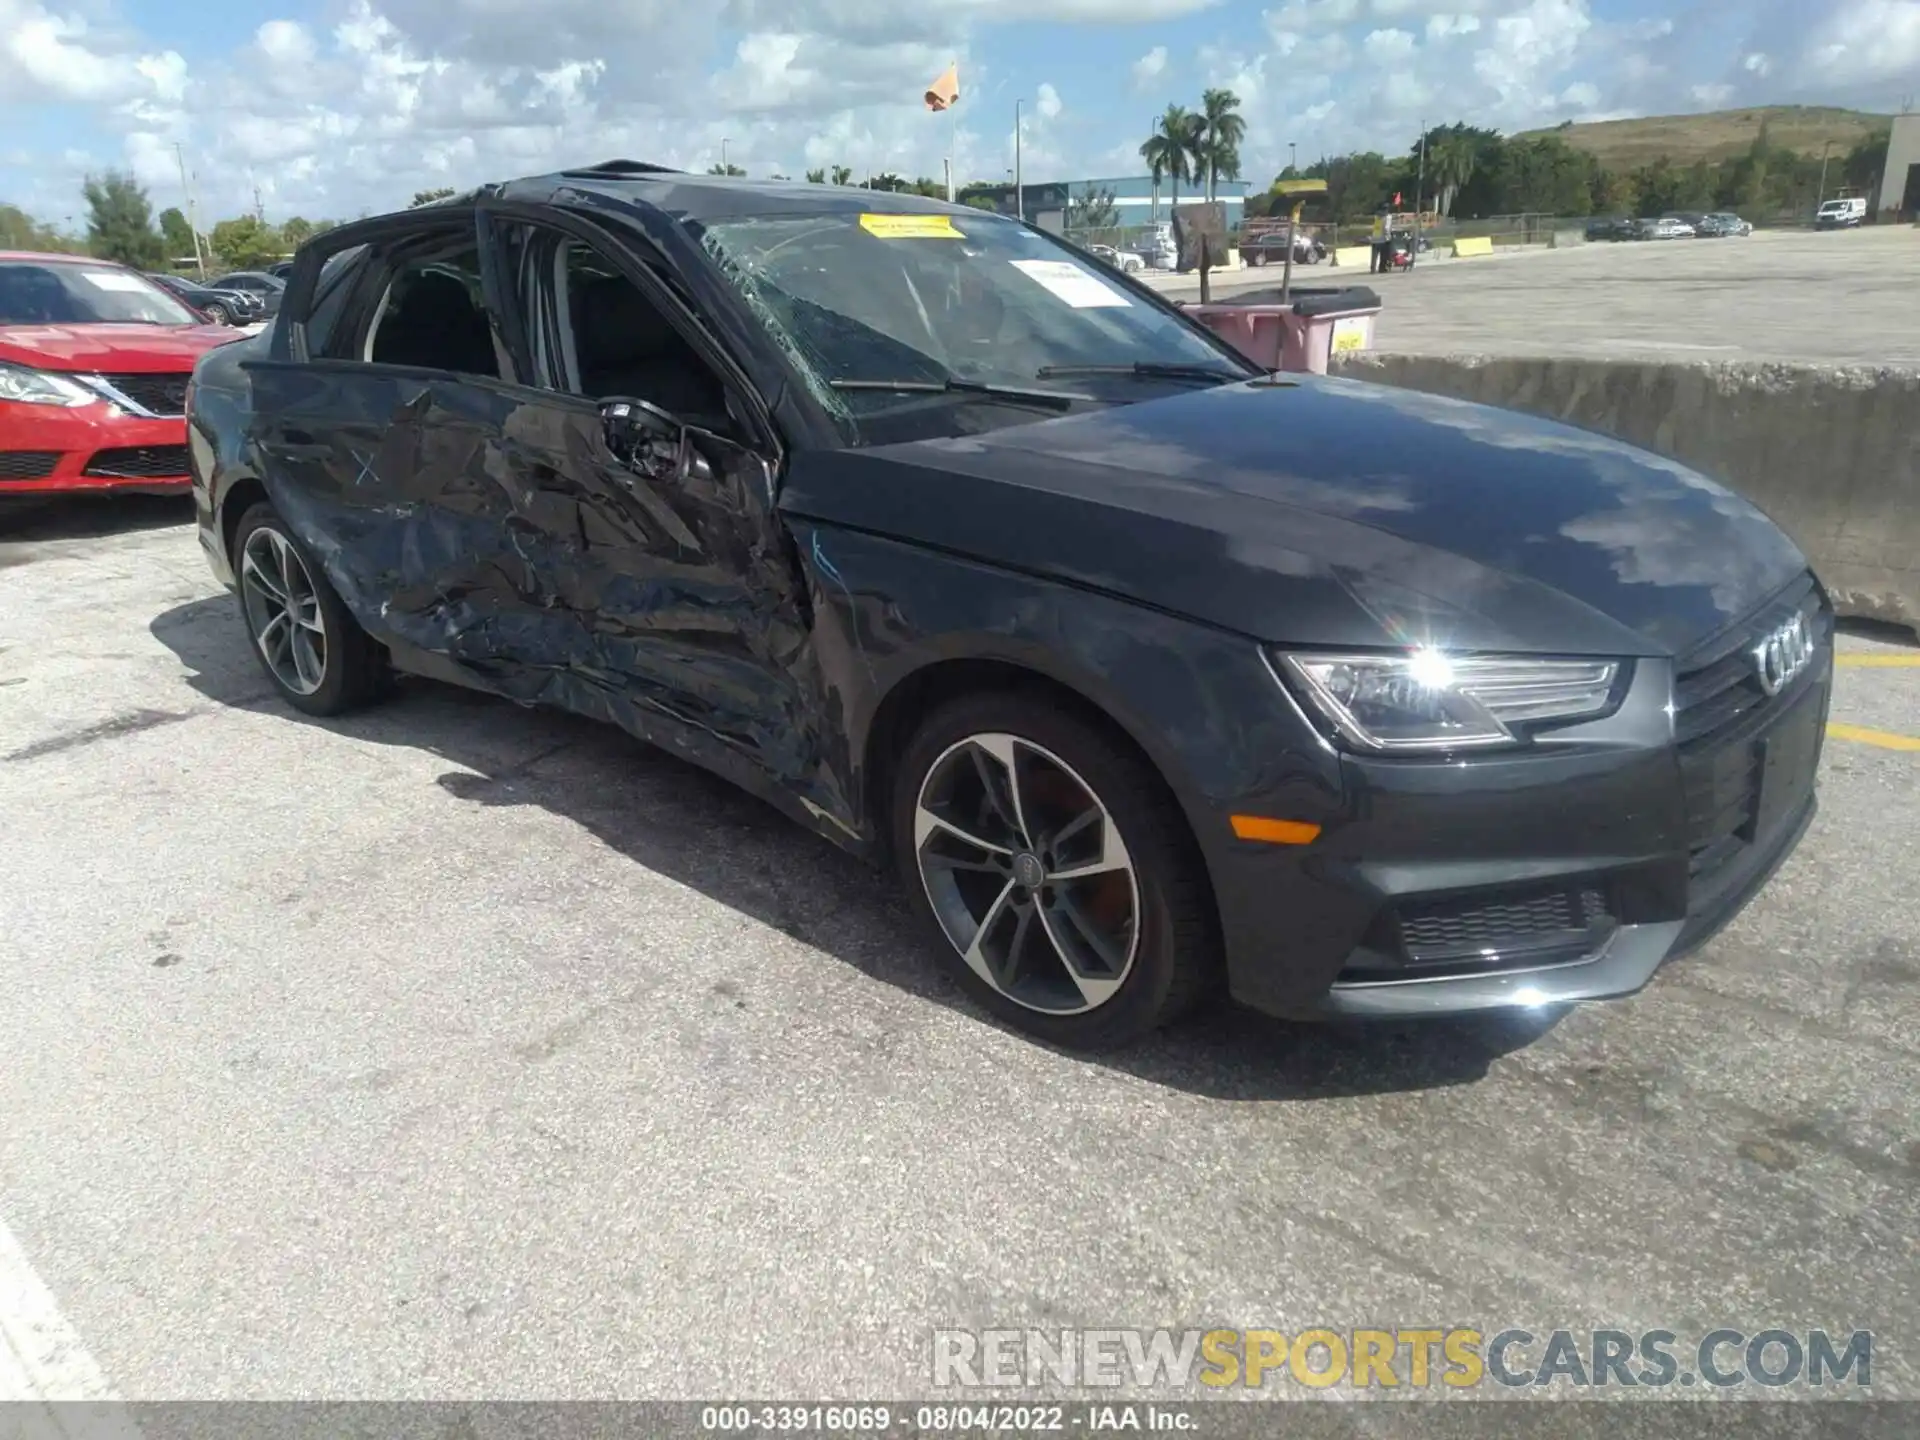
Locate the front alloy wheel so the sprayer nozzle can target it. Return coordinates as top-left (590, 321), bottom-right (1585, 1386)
top-left (914, 733), bottom-right (1140, 1016)
top-left (893, 693), bottom-right (1219, 1049)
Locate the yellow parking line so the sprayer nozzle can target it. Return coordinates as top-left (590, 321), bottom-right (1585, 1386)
top-left (1828, 722), bottom-right (1920, 752)
top-left (1835, 654), bottom-right (1920, 668)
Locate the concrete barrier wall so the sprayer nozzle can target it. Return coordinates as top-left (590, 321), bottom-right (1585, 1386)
top-left (1330, 352), bottom-right (1920, 635)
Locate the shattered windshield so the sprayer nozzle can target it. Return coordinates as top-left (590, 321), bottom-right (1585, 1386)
top-left (695, 207), bottom-right (1252, 444)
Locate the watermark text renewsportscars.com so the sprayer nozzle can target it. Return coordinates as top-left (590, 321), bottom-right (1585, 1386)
top-left (931, 1328), bottom-right (1873, 1391)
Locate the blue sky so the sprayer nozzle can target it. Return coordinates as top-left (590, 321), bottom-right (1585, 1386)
top-left (2, 0), bottom-right (1914, 226)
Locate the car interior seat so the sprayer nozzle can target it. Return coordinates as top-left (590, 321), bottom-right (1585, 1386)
top-left (572, 274), bottom-right (728, 428)
top-left (372, 271), bottom-right (498, 375)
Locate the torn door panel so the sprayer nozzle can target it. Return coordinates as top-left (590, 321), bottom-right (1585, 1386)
top-left (244, 361), bottom-right (846, 840)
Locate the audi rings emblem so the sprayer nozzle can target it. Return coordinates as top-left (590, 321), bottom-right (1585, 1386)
top-left (1752, 613), bottom-right (1814, 696)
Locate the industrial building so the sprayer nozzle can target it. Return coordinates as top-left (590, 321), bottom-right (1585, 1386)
top-left (963, 175), bottom-right (1252, 234)
top-left (1876, 112), bottom-right (1920, 219)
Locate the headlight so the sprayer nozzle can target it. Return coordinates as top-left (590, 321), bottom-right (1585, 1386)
top-left (1274, 649), bottom-right (1622, 753)
top-left (0, 361), bottom-right (97, 407)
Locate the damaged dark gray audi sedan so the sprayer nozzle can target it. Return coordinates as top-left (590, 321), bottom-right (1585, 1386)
top-left (185, 164), bottom-right (1831, 1049)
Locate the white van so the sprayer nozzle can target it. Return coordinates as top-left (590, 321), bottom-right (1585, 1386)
top-left (1133, 221), bottom-right (1178, 270)
top-left (1815, 196), bottom-right (1866, 229)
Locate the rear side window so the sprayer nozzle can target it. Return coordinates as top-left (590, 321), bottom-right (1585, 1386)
top-left (305, 245), bottom-right (369, 358)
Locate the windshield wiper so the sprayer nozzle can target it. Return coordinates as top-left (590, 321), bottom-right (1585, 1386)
top-left (829, 377), bottom-right (1089, 412)
top-left (1035, 361), bottom-right (1249, 384)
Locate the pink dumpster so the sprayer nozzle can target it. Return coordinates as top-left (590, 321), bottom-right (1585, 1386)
top-left (1181, 285), bottom-right (1382, 375)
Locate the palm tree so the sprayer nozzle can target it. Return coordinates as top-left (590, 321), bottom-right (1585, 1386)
top-left (1139, 143), bottom-right (1166, 220)
top-left (830, 164), bottom-right (853, 186)
top-left (1198, 89), bottom-right (1246, 202)
top-left (1140, 105), bottom-right (1201, 213)
top-left (1424, 125), bottom-right (1484, 217)
top-left (805, 167), bottom-right (826, 183)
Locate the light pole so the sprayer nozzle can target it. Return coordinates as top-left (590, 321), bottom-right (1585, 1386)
top-left (722, 137), bottom-right (730, 174)
top-left (1817, 140), bottom-right (1832, 208)
top-left (1014, 99), bottom-right (1024, 223)
top-left (1289, 141), bottom-right (1297, 176)
top-left (1412, 121), bottom-right (1427, 268)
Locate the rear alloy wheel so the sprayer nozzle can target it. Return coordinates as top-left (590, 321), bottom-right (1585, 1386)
top-left (893, 694), bottom-right (1218, 1049)
top-left (233, 502), bottom-right (390, 717)
top-left (204, 302), bottom-right (232, 326)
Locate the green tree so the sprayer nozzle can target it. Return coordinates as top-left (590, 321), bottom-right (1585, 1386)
top-left (805, 167), bottom-right (827, 183)
top-left (1628, 157), bottom-right (1680, 216)
top-left (157, 206), bottom-right (197, 261)
top-left (0, 202), bottom-right (71, 253)
top-left (1197, 87), bottom-right (1246, 202)
top-left (831, 165), bottom-right (853, 185)
top-left (707, 163), bottom-right (747, 176)
top-left (1068, 184), bottom-right (1120, 229)
top-left (410, 187), bottom-right (457, 207)
top-left (82, 170), bottom-right (166, 268)
top-left (1484, 135), bottom-right (1598, 216)
top-left (209, 215), bottom-right (282, 269)
top-left (1842, 129), bottom-right (1891, 193)
top-left (280, 216), bottom-right (315, 248)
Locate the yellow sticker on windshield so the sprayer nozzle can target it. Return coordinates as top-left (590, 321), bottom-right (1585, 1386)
top-left (859, 213), bottom-right (962, 239)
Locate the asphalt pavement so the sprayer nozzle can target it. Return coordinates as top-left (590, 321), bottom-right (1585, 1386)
top-left (1146, 226), bottom-right (1920, 367)
top-left (2, 496), bottom-right (1918, 1404)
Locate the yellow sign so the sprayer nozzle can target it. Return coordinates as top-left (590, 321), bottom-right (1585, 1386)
top-left (859, 213), bottom-right (962, 239)
top-left (1331, 317), bottom-right (1369, 353)
top-left (1452, 235), bottom-right (1494, 257)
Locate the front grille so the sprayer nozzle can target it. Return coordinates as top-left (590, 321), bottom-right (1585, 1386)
top-left (1674, 574), bottom-right (1829, 897)
top-left (1397, 884), bottom-right (1614, 967)
top-left (0, 450), bottom-right (60, 481)
top-left (1339, 880), bottom-right (1618, 983)
top-left (83, 445), bottom-right (190, 479)
top-left (92, 371), bottom-right (191, 417)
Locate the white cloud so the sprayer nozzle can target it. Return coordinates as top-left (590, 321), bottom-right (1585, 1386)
top-left (2, 0), bottom-right (187, 105)
top-left (1559, 80), bottom-right (1600, 108)
top-left (1036, 81), bottom-right (1063, 119)
top-left (1131, 44), bottom-right (1168, 90)
top-left (1263, 0), bottom-right (1361, 41)
top-left (1690, 82), bottom-right (1735, 105)
top-left (1472, 0), bottom-right (1592, 104)
top-left (256, 20), bottom-right (316, 68)
top-left (1796, 0), bottom-right (1920, 86)
top-left (1425, 13), bottom-right (1480, 40)
top-left (1363, 27), bottom-right (1418, 62)
top-left (1741, 51), bottom-right (1772, 77)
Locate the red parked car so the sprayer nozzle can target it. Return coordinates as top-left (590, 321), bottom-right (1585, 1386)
top-left (1, 251), bottom-right (246, 495)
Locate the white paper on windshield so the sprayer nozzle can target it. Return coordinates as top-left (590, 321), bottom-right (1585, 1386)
top-left (81, 270), bottom-right (150, 292)
top-left (1007, 259), bottom-right (1131, 309)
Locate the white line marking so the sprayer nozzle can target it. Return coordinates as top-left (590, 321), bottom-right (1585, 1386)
top-left (0, 1214), bottom-right (143, 1438)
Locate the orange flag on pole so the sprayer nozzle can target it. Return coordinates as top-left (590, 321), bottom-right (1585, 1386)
top-left (925, 63), bottom-right (959, 112)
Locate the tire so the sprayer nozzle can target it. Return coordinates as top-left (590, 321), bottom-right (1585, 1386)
top-left (891, 691), bottom-right (1219, 1050)
top-left (231, 501), bottom-right (390, 716)
top-left (204, 303), bottom-right (231, 326)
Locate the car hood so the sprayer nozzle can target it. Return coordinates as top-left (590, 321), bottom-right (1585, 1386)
top-left (0, 323), bottom-right (243, 372)
top-left (778, 375), bottom-right (1807, 656)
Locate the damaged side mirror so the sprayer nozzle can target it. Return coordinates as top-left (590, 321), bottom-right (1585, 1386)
top-left (601, 397), bottom-right (681, 478)
top-left (600, 397), bottom-right (714, 487)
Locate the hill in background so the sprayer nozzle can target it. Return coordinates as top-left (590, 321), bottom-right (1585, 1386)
top-left (1517, 105), bottom-right (1892, 171)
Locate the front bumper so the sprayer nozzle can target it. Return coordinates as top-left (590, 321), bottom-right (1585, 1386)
top-left (0, 400), bottom-right (193, 494)
top-left (1206, 577), bottom-right (1832, 1022)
